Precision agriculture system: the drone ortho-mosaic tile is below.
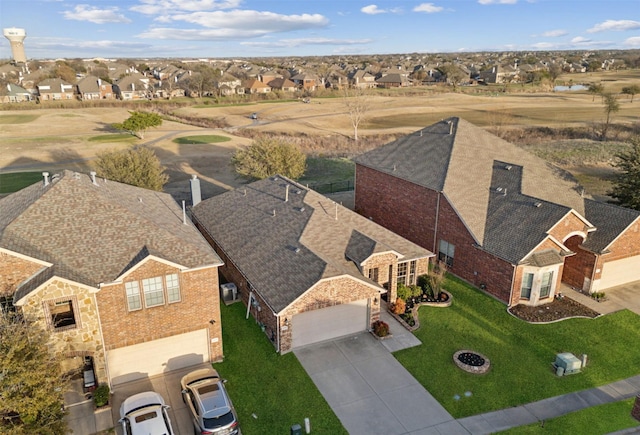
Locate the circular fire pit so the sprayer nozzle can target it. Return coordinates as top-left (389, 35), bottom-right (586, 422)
top-left (453, 350), bottom-right (491, 374)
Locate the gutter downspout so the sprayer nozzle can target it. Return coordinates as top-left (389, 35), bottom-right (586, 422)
top-left (508, 264), bottom-right (517, 307)
top-left (433, 192), bottom-right (441, 254)
top-left (93, 287), bottom-right (111, 391)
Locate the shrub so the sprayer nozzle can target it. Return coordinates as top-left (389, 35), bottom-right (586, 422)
top-left (372, 320), bottom-right (390, 337)
top-left (391, 298), bottom-right (406, 315)
top-left (93, 384), bottom-right (110, 408)
top-left (409, 285), bottom-right (422, 298)
top-left (397, 283), bottom-right (411, 301)
top-left (417, 274), bottom-right (430, 293)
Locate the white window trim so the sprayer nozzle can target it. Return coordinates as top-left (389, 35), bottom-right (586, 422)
top-left (166, 273), bottom-right (181, 303)
top-left (125, 281), bottom-right (142, 312)
top-left (519, 265), bottom-right (560, 305)
top-left (142, 276), bottom-right (165, 308)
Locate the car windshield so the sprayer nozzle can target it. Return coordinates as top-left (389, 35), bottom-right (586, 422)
top-left (203, 411), bottom-right (235, 429)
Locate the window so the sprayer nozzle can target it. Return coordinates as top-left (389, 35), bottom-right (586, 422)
top-left (49, 299), bottom-right (77, 330)
top-left (521, 273), bottom-right (533, 299)
top-left (142, 277), bottom-right (165, 307)
top-left (540, 271), bottom-right (553, 298)
top-left (368, 267), bottom-right (379, 283)
top-left (397, 262), bottom-right (407, 285)
top-left (166, 273), bottom-right (181, 303)
top-left (438, 240), bottom-right (455, 267)
top-left (125, 281), bottom-right (142, 311)
top-left (408, 261), bottom-right (416, 285)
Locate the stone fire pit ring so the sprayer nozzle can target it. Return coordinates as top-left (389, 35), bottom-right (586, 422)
top-left (453, 350), bottom-right (491, 374)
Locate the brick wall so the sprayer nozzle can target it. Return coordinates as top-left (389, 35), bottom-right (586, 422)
top-left (603, 220), bottom-right (640, 262)
top-left (96, 259), bottom-right (222, 362)
top-left (356, 165), bottom-right (516, 304)
top-left (363, 252), bottom-right (398, 301)
top-left (0, 251), bottom-right (45, 297)
top-left (547, 212), bottom-right (590, 242)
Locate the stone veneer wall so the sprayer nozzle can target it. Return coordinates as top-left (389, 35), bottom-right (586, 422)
top-left (20, 279), bottom-right (106, 383)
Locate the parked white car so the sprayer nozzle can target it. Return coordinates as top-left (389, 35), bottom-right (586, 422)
top-left (119, 391), bottom-right (174, 435)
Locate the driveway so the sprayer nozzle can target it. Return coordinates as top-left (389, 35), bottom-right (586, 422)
top-left (294, 333), bottom-right (468, 435)
top-left (604, 280), bottom-right (640, 315)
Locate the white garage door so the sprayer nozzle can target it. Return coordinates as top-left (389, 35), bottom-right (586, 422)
top-left (107, 329), bottom-right (209, 385)
top-left (600, 256), bottom-right (640, 290)
top-left (292, 300), bottom-right (368, 349)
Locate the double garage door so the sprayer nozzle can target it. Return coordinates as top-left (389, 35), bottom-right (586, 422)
top-left (292, 300), bottom-right (369, 349)
top-left (107, 329), bottom-right (209, 385)
top-left (600, 256), bottom-right (640, 290)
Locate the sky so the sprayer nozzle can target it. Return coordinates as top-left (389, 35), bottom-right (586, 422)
top-left (1, 0), bottom-right (639, 60)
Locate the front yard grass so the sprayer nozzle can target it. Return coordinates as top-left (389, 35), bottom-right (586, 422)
top-left (394, 275), bottom-right (640, 419)
top-left (497, 398), bottom-right (639, 434)
top-left (213, 302), bottom-right (347, 434)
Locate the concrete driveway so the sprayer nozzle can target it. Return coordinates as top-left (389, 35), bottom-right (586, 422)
top-left (604, 281), bottom-right (640, 315)
top-left (110, 364), bottom-right (210, 434)
top-left (294, 333), bottom-right (467, 435)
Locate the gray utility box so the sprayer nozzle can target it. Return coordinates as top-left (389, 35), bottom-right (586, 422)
top-left (219, 283), bottom-right (238, 305)
top-left (554, 352), bottom-right (582, 375)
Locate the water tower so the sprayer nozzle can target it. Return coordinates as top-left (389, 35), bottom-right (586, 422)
top-left (3, 27), bottom-right (27, 63)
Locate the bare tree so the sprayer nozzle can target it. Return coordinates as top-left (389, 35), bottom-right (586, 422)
top-left (600, 93), bottom-right (620, 141)
top-left (343, 86), bottom-right (370, 143)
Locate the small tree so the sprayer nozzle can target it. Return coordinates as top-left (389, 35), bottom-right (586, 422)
top-left (587, 82), bottom-right (604, 102)
top-left (112, 111), bottom-right (163, 139)
top-left (600, 93), bottom-right (620, 141)
top-left (428, 261), bottom-right (447, 299)
top-left (231, 137), bottom-right (306, 180)
top-left (622, 84), bottom-right (640, 103)
top-left (342, 87), bottom-right (370, 143)
top-left (608, 137), bottom-right (640, 211)
top-left (0, 312), bottom-right (69, 435)
top-left (94, 146), bottom-right (169, 191)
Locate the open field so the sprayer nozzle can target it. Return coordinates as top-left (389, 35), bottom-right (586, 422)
top-left (1, 72), bottom-right (639, 198)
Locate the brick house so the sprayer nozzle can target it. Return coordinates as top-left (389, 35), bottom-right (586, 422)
top-left (0, 170), bottom-right (223, 387)
top-left (192, 175), bottom-right (432, 353)
top-left (76, 75), bottom-right (113, 100)
top-left (37, 78), bottom-right (75, 101)
top-left (355, 117), bottom-right (640, 307)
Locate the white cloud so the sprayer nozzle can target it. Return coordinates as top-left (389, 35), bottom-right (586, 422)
top-left (413, 3), bottom-right (443, 13)
top-left (241, 37), bottom-right (373, 48)
top-left (541, 29), bottom-right (567, 37)
top-left (63, 4), bottom-right (131, 24)
top-left (571, 36), bottom-right (591, 43)
top-left (131, 0), bottom-right (242, 15)
top-left (587, 19), bottom-right (640, 33)
top-left (623, 36), bottom-right (640, 47)
top-left (531, 42), bottom-right (557, 49)
top-left (153, 10), bottom-right (328, 32)
top-left (478, 0), bottom-right (517, 4)
top-left (361, 5), bottom-right (386, 15)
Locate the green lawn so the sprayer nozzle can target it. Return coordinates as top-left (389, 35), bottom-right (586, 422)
top-left (0, 172), bottom-right (45, 194)
top-left (0, 114), bottom-right (39, 124)
top-left (299, 157), bottom-right (354, 193)
top-left (394, 275), bottom-right (640, 418)
top-left (88, 134), bottom-right (137, 143)
top-left (172, 135), bottom-right (232, 145)
top-left (497, 398), bottom-right (639, 434)
top-left (213, 303), bottom-right (347, 435)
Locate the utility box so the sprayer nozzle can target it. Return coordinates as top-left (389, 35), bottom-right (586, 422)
top-left (291, 423), bottom-right (302, 435)
top-left (554, 352), bottom-right (582, 375)
top-left (219, 283), bottom-right (238, 305)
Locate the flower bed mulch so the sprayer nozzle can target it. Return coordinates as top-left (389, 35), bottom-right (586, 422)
top-left (509, 297), bottom-right (600, 323)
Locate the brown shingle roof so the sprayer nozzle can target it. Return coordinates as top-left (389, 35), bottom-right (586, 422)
top-left (0, 170), bottom-right (221, 296)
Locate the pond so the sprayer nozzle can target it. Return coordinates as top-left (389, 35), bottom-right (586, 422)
top-left (553, 84), bottom-right (588, 92)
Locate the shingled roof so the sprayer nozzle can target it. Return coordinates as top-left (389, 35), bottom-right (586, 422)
top-left (356, 117), bottom-right (587, 259)
top-left (192, 176), bottom-right (432, 313)
top-left (582, 199), bottom-right (640, 253)
top-left (0, 170), bottom-right (221, 300)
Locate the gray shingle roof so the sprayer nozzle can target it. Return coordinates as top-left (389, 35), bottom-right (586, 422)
top-left (0, 170), bottom-right (221, 298)
top-left (582, 199), bottom-right (640, 253)
top-left (192, 176), bottom-right (432, 313)
top-left (356, 117), bottom-right (586, 249)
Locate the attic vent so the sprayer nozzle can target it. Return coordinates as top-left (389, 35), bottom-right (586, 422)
top-left (534, 202), bottom-right (542, 208)
top-left (295, 189), bottom-right (302, 195)
top-left (496, 187), bottom-right (503, 193)
top-left (138, 197), bottom-right (143, 203)
top-left (297, 206), bottom-right (305, 212)
top-left (505, 165), bottom-right (513, 171)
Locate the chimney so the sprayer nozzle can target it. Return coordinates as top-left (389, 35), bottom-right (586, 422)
top-left (42, 172), bottom-right (50, 186)
top-left (89, 171), bottom-right (98, 185)
top-left (190, 174), bottom-right (202, 206)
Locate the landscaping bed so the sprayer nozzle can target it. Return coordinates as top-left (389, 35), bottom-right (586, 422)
top-left (509, 297), bottom-right (600, 323)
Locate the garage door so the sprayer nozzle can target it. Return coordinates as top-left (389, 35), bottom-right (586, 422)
top-left (600, 256), bottom-right (640, 290)
top-left (107, 329), bottom-right (209, 385)
top-left (292, 300), bottom-right (368, 349)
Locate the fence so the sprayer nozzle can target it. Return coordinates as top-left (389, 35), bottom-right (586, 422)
top-left (306, 179), bottom-right (354, 194)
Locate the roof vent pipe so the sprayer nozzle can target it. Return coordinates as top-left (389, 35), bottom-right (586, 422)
top-left (285, 184), bottom-right (289, 202)
top-left (182, 200), bottom-right (187, 224)
top-left (449, 121), bottom-right (453, 135)
top-left (42, 172), bottom-right (49, 186)
top-left (89, 171), bottom-right (98, 185)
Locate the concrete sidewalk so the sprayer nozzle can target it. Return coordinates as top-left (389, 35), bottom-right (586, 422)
top-left (458, 375), bottom-right (640, 434)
